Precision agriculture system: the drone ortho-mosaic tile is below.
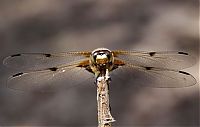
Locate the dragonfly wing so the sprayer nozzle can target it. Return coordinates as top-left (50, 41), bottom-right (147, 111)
top-left (110, 64), bottom-right (196, 88)
top-left (6, 64), bottom-right (94, 92)
top-left (113, 51), bottom-right (196, 70)
top-left (3, 51), bottom-right (91, 71)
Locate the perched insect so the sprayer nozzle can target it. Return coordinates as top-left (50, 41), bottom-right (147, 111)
top-left (3, 48), bottom-right (197, 92)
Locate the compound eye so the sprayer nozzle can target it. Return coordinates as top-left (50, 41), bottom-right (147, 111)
top-left (93, 55), bottom-right (97, 61)
top-left (92, 52), bottom-right (98, 62)
top-left (106, 53), bottom-right (111, 60)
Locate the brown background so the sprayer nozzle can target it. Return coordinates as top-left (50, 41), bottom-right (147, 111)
top-left (0, 0), bottom-right (199, 126)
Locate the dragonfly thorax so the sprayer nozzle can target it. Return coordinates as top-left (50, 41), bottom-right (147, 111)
top-left (90, 48), bottom-right (114, 76)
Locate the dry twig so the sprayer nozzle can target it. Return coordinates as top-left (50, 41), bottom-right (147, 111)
top-left (96, 69), bottom-right (115, 127)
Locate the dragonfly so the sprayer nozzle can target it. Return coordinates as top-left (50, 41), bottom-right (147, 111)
top-left (3, 48), bottom-right (197, 92)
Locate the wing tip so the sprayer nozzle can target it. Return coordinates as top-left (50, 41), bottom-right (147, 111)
top-left (3, 56), bottom-right (11, 66)
top-left (3, 54), bottom-right (22, 66)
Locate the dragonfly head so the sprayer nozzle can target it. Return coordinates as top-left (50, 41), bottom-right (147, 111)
top-left (91, 48), bottom-right (114, 68)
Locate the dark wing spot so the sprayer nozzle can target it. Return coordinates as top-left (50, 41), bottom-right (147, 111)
top-left (13, 72), bottom-right (24, 77)
top-left (179, 71), bottom-right (190, 75)
top-left (111, 65), bottom-right (119, 71)
top-left (11, 54), bottom-right (21, 57)
top-left (85, 67), bottom-right (94, 74)
top-left (178, 52), bottom-right (189, 55)
top-left (149, 52), bottom-right (156, 56)
top-left (145, 67), bottom-right (154, 70)
top-left (44, 54), bottom-right (51, 57)
top-left (49, 67), bottom-right (58, 71)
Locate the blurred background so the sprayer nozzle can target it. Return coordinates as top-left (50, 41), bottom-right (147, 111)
top-left (0, 0), bottom-right (199, 126)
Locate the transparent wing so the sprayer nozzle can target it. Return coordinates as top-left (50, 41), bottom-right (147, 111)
top-left (113, 51), bottom-right (196, 70)
top-left (6, 63), bottom-right (94, 92)
top-left (110, 64), bottom-right (196, 88)
top-left (3, 51), bottom-right (91, 71)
